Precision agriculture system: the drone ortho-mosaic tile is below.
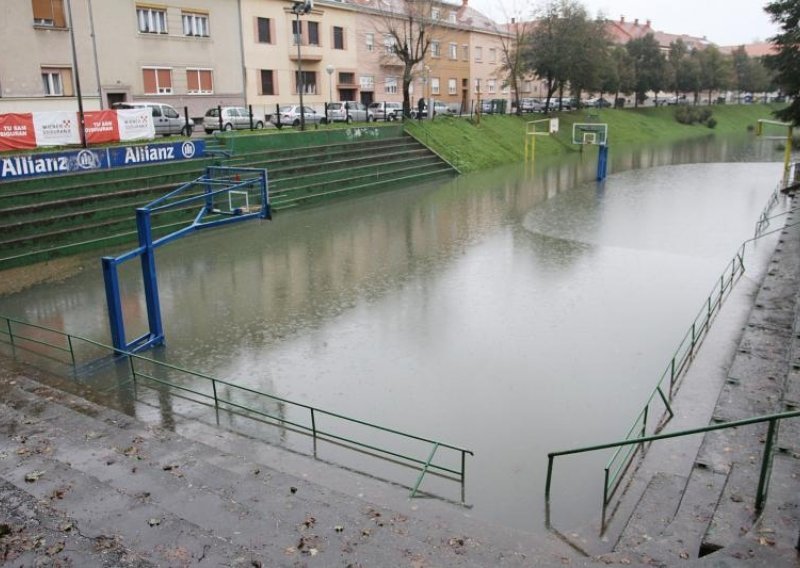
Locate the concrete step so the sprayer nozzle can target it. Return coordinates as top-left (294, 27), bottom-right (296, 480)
top-left (614, 472), bottom-right (687, 551)
top-left (0, 367), bottom-right (576, 567)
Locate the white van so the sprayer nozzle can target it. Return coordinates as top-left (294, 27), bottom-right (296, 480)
top-left (112, 102), bottom-right (193, 137)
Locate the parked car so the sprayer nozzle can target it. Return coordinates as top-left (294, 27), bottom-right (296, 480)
top-left (204, 107), bottom-right (264, 133)
top-left (585, 97), bottom-right (612, 108)
top-left (112, 101), bottom-right (193, 137)
top-left (414, 100), bottom-right (454, 118)
top-left (368, 101), bottom-right (403, 121)
top-left (270, 105), bottom-right (324, 128)
top-left (327, 101), bottom-right (373, 123)
top-left (519, 98), bottom-right (545, 113)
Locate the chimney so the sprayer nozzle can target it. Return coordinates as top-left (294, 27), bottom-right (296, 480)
top-left (645, 19), bottom-right (651, 28)
top-left (620, 15), bottom-right (625, 23)
top-left (634, 18), bottom-right (639, 26)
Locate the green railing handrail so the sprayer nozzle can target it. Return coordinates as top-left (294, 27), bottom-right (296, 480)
top-left (602, 188), bottom-right (791, 504)
top-left (546, 408), bottom-right (800, 513)
top-left (0, 314), bottom-right (473, 503)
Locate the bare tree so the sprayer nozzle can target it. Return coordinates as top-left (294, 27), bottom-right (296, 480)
top-left (493, 3), bottom-right (531, 115)
top-left (373, 0), bottom-right (439, 118)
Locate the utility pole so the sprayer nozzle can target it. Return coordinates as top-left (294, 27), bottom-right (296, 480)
top-left (66, 0), bottom-right (87, 147)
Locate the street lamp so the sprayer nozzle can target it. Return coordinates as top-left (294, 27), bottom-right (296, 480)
top-left (292, 0), bottom-right (313, 130)
top-left (326, 64), bottom-right (335, 107)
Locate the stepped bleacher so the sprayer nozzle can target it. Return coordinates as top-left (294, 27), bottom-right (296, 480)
top-left (0, 129), bottom-right (455, 269)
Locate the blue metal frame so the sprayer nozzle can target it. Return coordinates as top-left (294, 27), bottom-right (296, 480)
top-left (596, 144), bottom-right (609, 181)
top-left (102, 166), bottom-right (270, 353)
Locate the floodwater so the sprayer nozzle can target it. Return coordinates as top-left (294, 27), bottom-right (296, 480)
top-left (0, 134), bottom-right (788, 532)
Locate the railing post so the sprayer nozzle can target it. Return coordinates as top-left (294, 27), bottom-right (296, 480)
top-left (641, 405), bottom-right (648, 438)
top-left (211, 378), bottom-right (218, 409)
top-left (67, 335), bottom-right (76, 367)
top-left (690, 323), bottom-right (696, 356)
top-left (670, 357), bottom-right (676, 389)
top-left (603, 467), bottom-right (610, 505)
top-left (6, 318), bottom-right (14, 347)
top-left (310, 408), bottom-right (317, 457)
top-left (461, 451), bottom-right (467, 505)
top-left (545, 455), bottom-right (554, 500)
top-left (755, 418), bottom-right (778, 512)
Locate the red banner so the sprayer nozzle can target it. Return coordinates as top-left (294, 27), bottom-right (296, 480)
top-left (84, 110), bottom-right (120, 145)
top-left (0, 113), bottom-right (36, 152)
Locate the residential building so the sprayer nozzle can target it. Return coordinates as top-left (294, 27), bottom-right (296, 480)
top-left (0, 0), bottom-right (245, 117)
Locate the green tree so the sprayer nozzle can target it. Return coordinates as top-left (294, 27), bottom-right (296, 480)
top-left (495, 7), bottom-right (533, 115)
top-left (666, 39), bottom-right (690, 98)
top-left (626, 34), bottom-right (666, 106)
top-left (763, 0), bottom-right (800, 124)
top-left (698, 45), bottom-right (732, 103)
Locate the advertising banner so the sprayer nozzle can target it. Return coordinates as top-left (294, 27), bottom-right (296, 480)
top-left (107, 140), bottom-right (203, 168)
top-left (84, 110), bottom-right (120, 145)
top-left (32, 111), bottom-right (81, 147)
top-left (0, 140), bottom-right (204, 181)
top-left (0, 148), bottom-right (108, 180)
top-left (117, 108), bottom-right (155, 141)
top-left (0, 113), bottom-right (37, 152)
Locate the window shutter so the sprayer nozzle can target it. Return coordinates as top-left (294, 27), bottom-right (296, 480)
top-left (32, 0), bottom-right (52, 21)
top-left (157, 68), bottom-right (172, 90)
top-left (143, 69), bottom-right (156, 93)
top-left (199, 70), bottom-right (212, 92)
top-left (52, 0), bottom-right (66, 27)
top-left (186, 70), bottom-right (199, 92)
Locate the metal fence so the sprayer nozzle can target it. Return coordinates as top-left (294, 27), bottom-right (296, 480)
top-left (0, 315), bottom-right (473, 504)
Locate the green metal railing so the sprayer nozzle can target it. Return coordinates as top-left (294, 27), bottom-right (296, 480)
top-left (601, 242), bottom-right (747, 504)
top-left (546, 409), bottom-right (800, 513)
top-left (0, 315), bottom-right (473, 503)
top-left (404, 122), bottom-right (463, 173)
top-left (600, 189), bottom-right (792, 505)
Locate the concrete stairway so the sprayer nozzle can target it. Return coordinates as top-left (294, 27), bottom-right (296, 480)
top-left (608, 193), bottom-right (800, 565)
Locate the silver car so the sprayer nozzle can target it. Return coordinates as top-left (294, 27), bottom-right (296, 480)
top-left (326, 101), bottom-right (373, 123)
top-left (204, 107), bottom-right (264, 133)
top-left (270, 105), bottom-right (324, 128)
top-left (368, 102), bottom-right (403, 121)
top-left (112, 101), bottom-right (193, 137)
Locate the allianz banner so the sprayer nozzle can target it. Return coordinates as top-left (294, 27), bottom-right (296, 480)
top-left (0, 140), bottom-right (204, 181)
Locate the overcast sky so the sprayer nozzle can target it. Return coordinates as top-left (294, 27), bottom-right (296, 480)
top-left (469, 0), bottom-right (779, 47)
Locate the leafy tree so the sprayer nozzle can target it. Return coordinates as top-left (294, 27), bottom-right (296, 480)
top-left (626, 34), bottom-right (666, 106)
top-left (604, 45), bottom-right (634, 104)
top-left (763, 0), bottom-right (800, 124)
top-left (495, 6), bottom-right (533, 115)
top-left (666, 39), bottom-right (689, 98)
top-left (698, 45), bottom-right (732, 103)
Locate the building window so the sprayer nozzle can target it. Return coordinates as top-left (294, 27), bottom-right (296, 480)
top-left (333, 26), bottom-right (344, 49)
top-left (339, 72), bottom-right (355, 85)
top-left (260, 69), bottom-right (275, 95)
top-left (360, 75), bottom-right (374, 90)
top-left (473, 78), bottom-right (480, 93)
top-left (385, 76), bottom-right (398, 94)
top-left (431, 41), bottom-right (440, 58)
top-left (292, 20), bottom-right (302, 45)
top-left (137, 6), bottom-right (167, 34)
top-left (142, 67), bottom-right (173, 94)
top-left (449, 42), bottom-right (457, 60)
top-left (487, 79), bottom-right (496, 93)
top-left (186, 69), bottom-right (213, 94)
top-left (448, 78), bottom-right (457, 95)
top-left (430, 77), bottom-right (440, 95)
top-left (32, 0), bottom-right (66, 27)
top-left (475, 46), bottom-right (482, 62)
top-left (295, 70), bottom-right (317, 94)
top-left (257, 17), bottom-right (272, 43)
top-left (308, 21), bottom-right (319, 46)
top-left (365, 32), bottom-right (374, 52)
top-left (383, 34), bottom-right (396, 54)
top-left (182, 12), bottom-right (209, 37)
top-left (448, 11), bottom-right (457, 23)
top-left (462, 45), bottom-right (469, 60)
top-left (502, 82), bottom-right (510, 94)
top-left (431, 7), bottom-right (440, 19)
top-left (41, 67), bottom-right (72, 96)
top-left (522, 81), bottom-right (532, 93)
top-left (489, 48), bottom-right (496, 63)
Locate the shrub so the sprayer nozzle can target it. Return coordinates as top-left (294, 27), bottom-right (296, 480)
top-left (706, 118), bottom-right (718, 129)
top-left (698, 108), bottom-right (713, 123)
top-left (674, 106), bottom-right (694, 124)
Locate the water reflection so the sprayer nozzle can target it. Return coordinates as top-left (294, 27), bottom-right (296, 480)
top-left (0, 135), bottom-right (788, 532)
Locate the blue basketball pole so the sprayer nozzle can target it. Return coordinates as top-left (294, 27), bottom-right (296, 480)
top-left (136, 208), bottom-right (165, 349)
top-left (597, 144), bottom-right (609, 181)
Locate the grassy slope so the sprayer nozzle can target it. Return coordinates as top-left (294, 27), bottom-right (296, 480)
top-left (406, 104), bottom-right (784, 173)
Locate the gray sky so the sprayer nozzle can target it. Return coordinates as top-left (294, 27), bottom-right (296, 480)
top-left (470, 0), bottom-right (779, 47)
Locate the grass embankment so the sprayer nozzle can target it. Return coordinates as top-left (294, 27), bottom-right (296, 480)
top-left (406, 104), bottom-right (784, 173)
